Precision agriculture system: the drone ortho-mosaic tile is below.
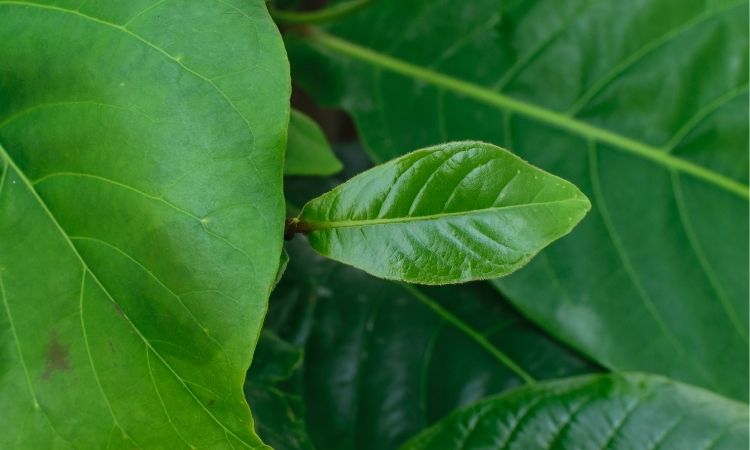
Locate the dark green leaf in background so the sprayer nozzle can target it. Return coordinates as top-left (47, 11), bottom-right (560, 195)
top-left (0, 1), bottom-right (289, 447)
top-left (402, 373), bottom-right (749, 450)
top-left (296, 141), bottom-right (590, 284)
top-left (286, 0), bottom-right (750, 399)
top-left (245, 331), bottom-right (314, 450)
top-left (285, 109), bottom-right (343, 176)
top-left (274, 248), bottom-right (291, 290)
top-left (256, 238), bottom-right (597, 450)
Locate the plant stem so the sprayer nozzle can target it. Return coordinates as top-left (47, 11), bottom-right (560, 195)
top-left (284, 217), bottom-right (314, 240)
top-left (270, 0), bottom-right (377, 25)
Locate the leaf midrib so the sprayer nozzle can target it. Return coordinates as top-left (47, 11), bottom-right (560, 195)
top-left (302, 24), bottom-right (748, 199)
top-left (301, 198), bottom-right (589, 230)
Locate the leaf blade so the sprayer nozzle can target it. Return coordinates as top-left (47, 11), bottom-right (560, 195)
top-left (285, 109), bottom-right (343, 176)
top-left (401, 373), bottom-right (749, 450)
top-left (0, 1), bottom-right (289, 447)
top-left (298, 141), bottom-right (590, 284)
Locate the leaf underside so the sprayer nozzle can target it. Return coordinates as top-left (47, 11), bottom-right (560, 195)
top-left (0, 1), bottom-right (289, 448)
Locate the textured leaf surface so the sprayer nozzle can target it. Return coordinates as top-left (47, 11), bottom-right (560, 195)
top-left (402, 373), bottom-right (749, 450)
top-left (297, 141), bottom-right (590, 284)
top-left (0, 1), bottom-right (288, 448)
top-left (285, 109), bottom-right (342, 176)
top-left (287, 0), bottom-right (750, 398)
top-left (260, 238), bottom-right (597, 450)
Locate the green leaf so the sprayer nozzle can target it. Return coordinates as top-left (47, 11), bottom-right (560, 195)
top-left (245, 331), bottom-right (314, 450)
top-left (286, 0), bottom-right (749, 398)
top-left (296, 141), bottom-right (590, 284)
top-left (262, 238), bottom-right (598, 450)
top-left (247, 330), bottom-right (302, 385)
top-left (273, 248), bottom-right (291, 290)
top-left (402, 373), bottom-right (749, 450)
top-left (285, 109), bottom-right (343, 176)
top-left (0, 1), bottom-right (289, 448)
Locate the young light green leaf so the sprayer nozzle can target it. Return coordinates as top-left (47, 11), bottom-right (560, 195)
top-left (295, 141), bottom-right (590, 284)
top-left (285, 109), bottom-right (343, 176)
top-left (402, 373), bottom-right (749, 450)
top-left (0, 1), bottom-right (288, 448)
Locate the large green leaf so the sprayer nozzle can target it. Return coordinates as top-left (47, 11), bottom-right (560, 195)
top-left (285, 109), bottom-right (342, 176)
top-left (286, 0), bottom-right (749, 398)
top-left (296, 141), bottom-right (590, 284)
top-left (402, 373), bottom-right (749, 450)
top-left (0, 1), bottom-right (289, 447)
top-left (260, 238), bottom-right (597, 450)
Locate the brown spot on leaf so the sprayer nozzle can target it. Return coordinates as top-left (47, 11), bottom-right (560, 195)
top-left (113, 302), bottom-right (125, 318)
top-left (42, 331), bottom-right (70, 380)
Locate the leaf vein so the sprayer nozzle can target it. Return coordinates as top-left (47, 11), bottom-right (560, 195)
top-left (664, 84), bottom-right (749, 152)
top-left (498, 395), bottom-right (546, 449)
top-left (70, 235), bottom-right (234, 355)
top-left (567, 1), bottom-right (744, 115)
top-left (0, 0), bottom-right (259, 171)
top-left (0, 274), bottom-right (76, 446)
top-left (587, 142), bottom-right (692, 364)
top-left (306, 198), bottom-right (590, 230)
top-left (670, 173), bottom-right (747, 342)
top-left (33, 172), bottom-right (257, 266)
top-left (145, 348), bottom-right (196, 448)
top-left (79, 272), bottom-right (141, 448)
top-left (305, 29), bottom-right (748, 198)
top-left (402, 284), bottom-right (536, 384)
top-left (0, 144), bottom-right (259, 448)
top-left (493, 0), bottom-right (601, 92)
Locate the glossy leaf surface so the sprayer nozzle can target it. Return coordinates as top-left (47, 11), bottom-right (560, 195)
top-left (285, 109), bottom-right (342, 176)
top-left (287, 0), bottom-right (750, 398)
top-left (261, 238), bottom-right (597, 450)
top-left (297, 141), bottom-right (590, 284)
top-left (403, 373), bottom-right (749, 450)
top-left (0, 1), bottom-right (289, 447)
